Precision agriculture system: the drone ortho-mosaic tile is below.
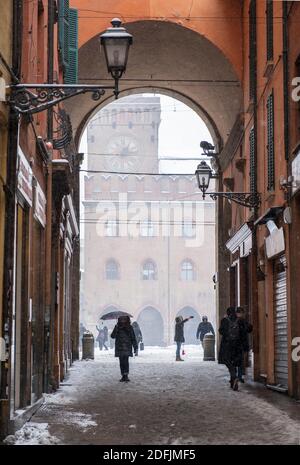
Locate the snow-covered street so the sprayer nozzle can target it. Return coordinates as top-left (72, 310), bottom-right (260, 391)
top-left (5, 346), bottom-right (300, 445)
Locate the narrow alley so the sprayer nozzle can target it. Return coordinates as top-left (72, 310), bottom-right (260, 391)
top-left (5, 347), bottom-right (300, 445)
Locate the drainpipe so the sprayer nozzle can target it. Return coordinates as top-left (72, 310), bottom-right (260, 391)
top-left (0, 0), bottom-right (22, 437)
top-left (283, 1), bottom-right (289, 163)
top-left (44, 0), bottom-right (55, 393)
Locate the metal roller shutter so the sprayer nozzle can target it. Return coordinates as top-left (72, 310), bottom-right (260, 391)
top-left (274, 256), bottom-right (288, 388)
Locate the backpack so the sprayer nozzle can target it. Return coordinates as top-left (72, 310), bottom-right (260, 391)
top-left (227, 318), bottom-right (240, 342)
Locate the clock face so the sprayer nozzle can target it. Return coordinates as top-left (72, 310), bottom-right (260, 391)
top-left (105, 135), bottom-right (140, 171)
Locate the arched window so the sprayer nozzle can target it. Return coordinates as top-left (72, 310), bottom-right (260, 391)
top-left (142, 260), bottom-right (157, 280)
top-left (106, 260), bottom-right (119, 280)
top-left (181, 260), bottom-right (195, 281)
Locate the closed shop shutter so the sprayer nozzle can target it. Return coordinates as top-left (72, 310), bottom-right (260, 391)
top-left (274, 255), bottom-right (288, 388)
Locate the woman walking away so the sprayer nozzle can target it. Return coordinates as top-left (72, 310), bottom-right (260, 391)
top-left (111, 316), bottom-right (138, 382)
top-left (218, 307), bottom-right (246, 391)
top-left (174, 315), bottom-right (194, 361)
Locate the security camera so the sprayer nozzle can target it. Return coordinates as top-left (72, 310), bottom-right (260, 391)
top-left (200, 141), bottom-right (215, 152)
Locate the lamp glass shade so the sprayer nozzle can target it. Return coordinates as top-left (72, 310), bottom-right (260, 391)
top-left (195, 161), bottom-right (212, 192)
top-left (100, 20), bottom-right (133, 77)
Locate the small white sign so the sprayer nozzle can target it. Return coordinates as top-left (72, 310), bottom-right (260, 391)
top-left (292, 150), bottom-right (300, 195)
top-left (17, 147), bottom-right (33, 206)
top-left (34, 181), bottom-right (46, 227)
top-left (0, 337), bottom-right (6, 361)
top-left (265, 227), bottom-right (285, 259)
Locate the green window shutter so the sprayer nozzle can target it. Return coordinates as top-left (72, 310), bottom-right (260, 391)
top-left (267, 91), bottom-right (275, 191)
top-left (58, 0), bottom-right (70, 69)
top-left (266, 0), bottom-right (273, 62)
top-left (249, 0), bottom-right (257, 101)
top-left (65, 8), bottom-right (78, 84)
top-left (249, 127), bottom-right (255, 193)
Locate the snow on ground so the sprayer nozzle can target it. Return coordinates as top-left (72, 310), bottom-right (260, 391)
top-left (5, 345), bottom-right (300, 445)
top-left (4, 423), bottom-right (59, 445)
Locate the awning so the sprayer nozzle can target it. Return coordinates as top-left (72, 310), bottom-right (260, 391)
top-left (225, 222), bottom-right (253, 256)
top-left (254, 206), bottom-right (284, 226)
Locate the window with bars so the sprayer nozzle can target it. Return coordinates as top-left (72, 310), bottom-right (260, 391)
top-left (267, 91), bottom-right (275, 191)
top-left (249, 0), bottom-right (257, 101)
top-left (266, 0), bottom-right (273, 62)
top-left (249, 128), bottom-right (255, 193)
top-left (180, 260), bottom-right (195, 281)
top-left (142, 260), bottom-right (157, 280)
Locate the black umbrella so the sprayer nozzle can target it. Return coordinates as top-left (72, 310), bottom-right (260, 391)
top-left (100, 310), bottom-right (133, 320)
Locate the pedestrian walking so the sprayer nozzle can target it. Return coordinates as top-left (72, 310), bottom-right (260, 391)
top-left (218, 307), bottom-right (247, 391)
top-left (110, 315), bottom-right (138, 382)
top-left (236, 307), bottom-right (253, 383)
top-left (96, 324), bottom-right (109, 351)
top-left (196, 316), bottom-right (215, 348)
top-left (132, 321), bottom-right (143, 355)
top-left (174, 315), bottom-right (194, 361)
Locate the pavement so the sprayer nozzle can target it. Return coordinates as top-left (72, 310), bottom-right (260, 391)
top-left (4, 345), bottom-right (300, 445)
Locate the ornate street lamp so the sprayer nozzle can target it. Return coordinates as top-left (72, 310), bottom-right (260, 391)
top-left (195, 146), bottom-right (261, 209)
top-left (195, 160), bottom-right (212, 200)
top-left (7, 19), bottom-right (132, 115)
top-left (100, 18), bottom-right (133, 97)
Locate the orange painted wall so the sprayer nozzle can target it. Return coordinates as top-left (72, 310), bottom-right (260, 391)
top-left (70, 0), bottom-right (244, 81)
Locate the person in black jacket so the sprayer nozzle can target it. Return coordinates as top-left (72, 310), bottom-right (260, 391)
top-left (111, 316), bottom-right (138, 382)
top-left (236, 307), bottom-right (253, 383)
top-left (174, 315), bottom-right (194, 361)
top-left (218, 307), bottom-right (247, 391)
top-left (196, 316), bottom-right (215, 348)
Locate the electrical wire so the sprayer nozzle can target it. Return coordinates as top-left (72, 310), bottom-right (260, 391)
top-left (80, 169), bottom-right (196, 176)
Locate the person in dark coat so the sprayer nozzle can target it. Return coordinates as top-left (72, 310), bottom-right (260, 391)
top-left (218, 307), bottom-right (247, 391)
top-left (174, 315), bottom-right (194, 361)
top-left (96, 324), bottom-right (109, 350)
top-left (236, 307), bottom-right (253, 383)
top-left (132, 321), bottom-right (143, 355)
top-left (196, 316), bottom-right (215, 348)
top-left (111, 316), bottom-right (138, 382)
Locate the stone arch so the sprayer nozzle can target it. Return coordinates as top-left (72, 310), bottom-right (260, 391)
top-left (136, 306), bottom-right (164, 346)
top-left (176, 306), bottom-right (201, 344)
top-left (64, 19), bottom-right (242, 150)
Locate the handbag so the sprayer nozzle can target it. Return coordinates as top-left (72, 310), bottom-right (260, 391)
top-left (140, 341), bottom-right (144, 351)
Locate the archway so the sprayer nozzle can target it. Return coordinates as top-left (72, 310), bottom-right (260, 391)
top-left (137, 307), bottom-right (164, 346)
top-left (176, 307), bottom-right (201, 344)
top-left (64, 19), bottom-right (242, 150)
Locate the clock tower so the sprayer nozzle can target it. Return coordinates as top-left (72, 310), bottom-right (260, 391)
top-left (87, 95), bottom-right (161, 173)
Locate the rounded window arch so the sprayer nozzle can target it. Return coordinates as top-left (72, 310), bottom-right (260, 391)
top-left (142, 260), bottom-right (157, 280)
top-left (105, 259), bottom-right (120, 280)
top-left (180, 259), bottom-right (196, 281)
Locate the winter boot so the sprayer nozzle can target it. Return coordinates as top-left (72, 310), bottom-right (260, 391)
top-left (120, 375), bottom-right (126, 382)
top-left (232, 378), bottom-right (239, 391)
top-left (176, 356), bottom-right (184, 361)
top-left (123, 374), bottom-right (130, 382)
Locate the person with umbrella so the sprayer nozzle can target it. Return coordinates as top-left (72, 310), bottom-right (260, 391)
top-left (110, 315), bottom-right (138, 382)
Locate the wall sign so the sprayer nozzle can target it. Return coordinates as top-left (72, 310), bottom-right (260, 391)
top-left (17, 147), bottom-right (33, 206)
top-left (292, 149), bottom-right (300, 195)
top-left (34, 180), bottom-right (47, 227)
top-left (265, 227), bottom-right (285, 259)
